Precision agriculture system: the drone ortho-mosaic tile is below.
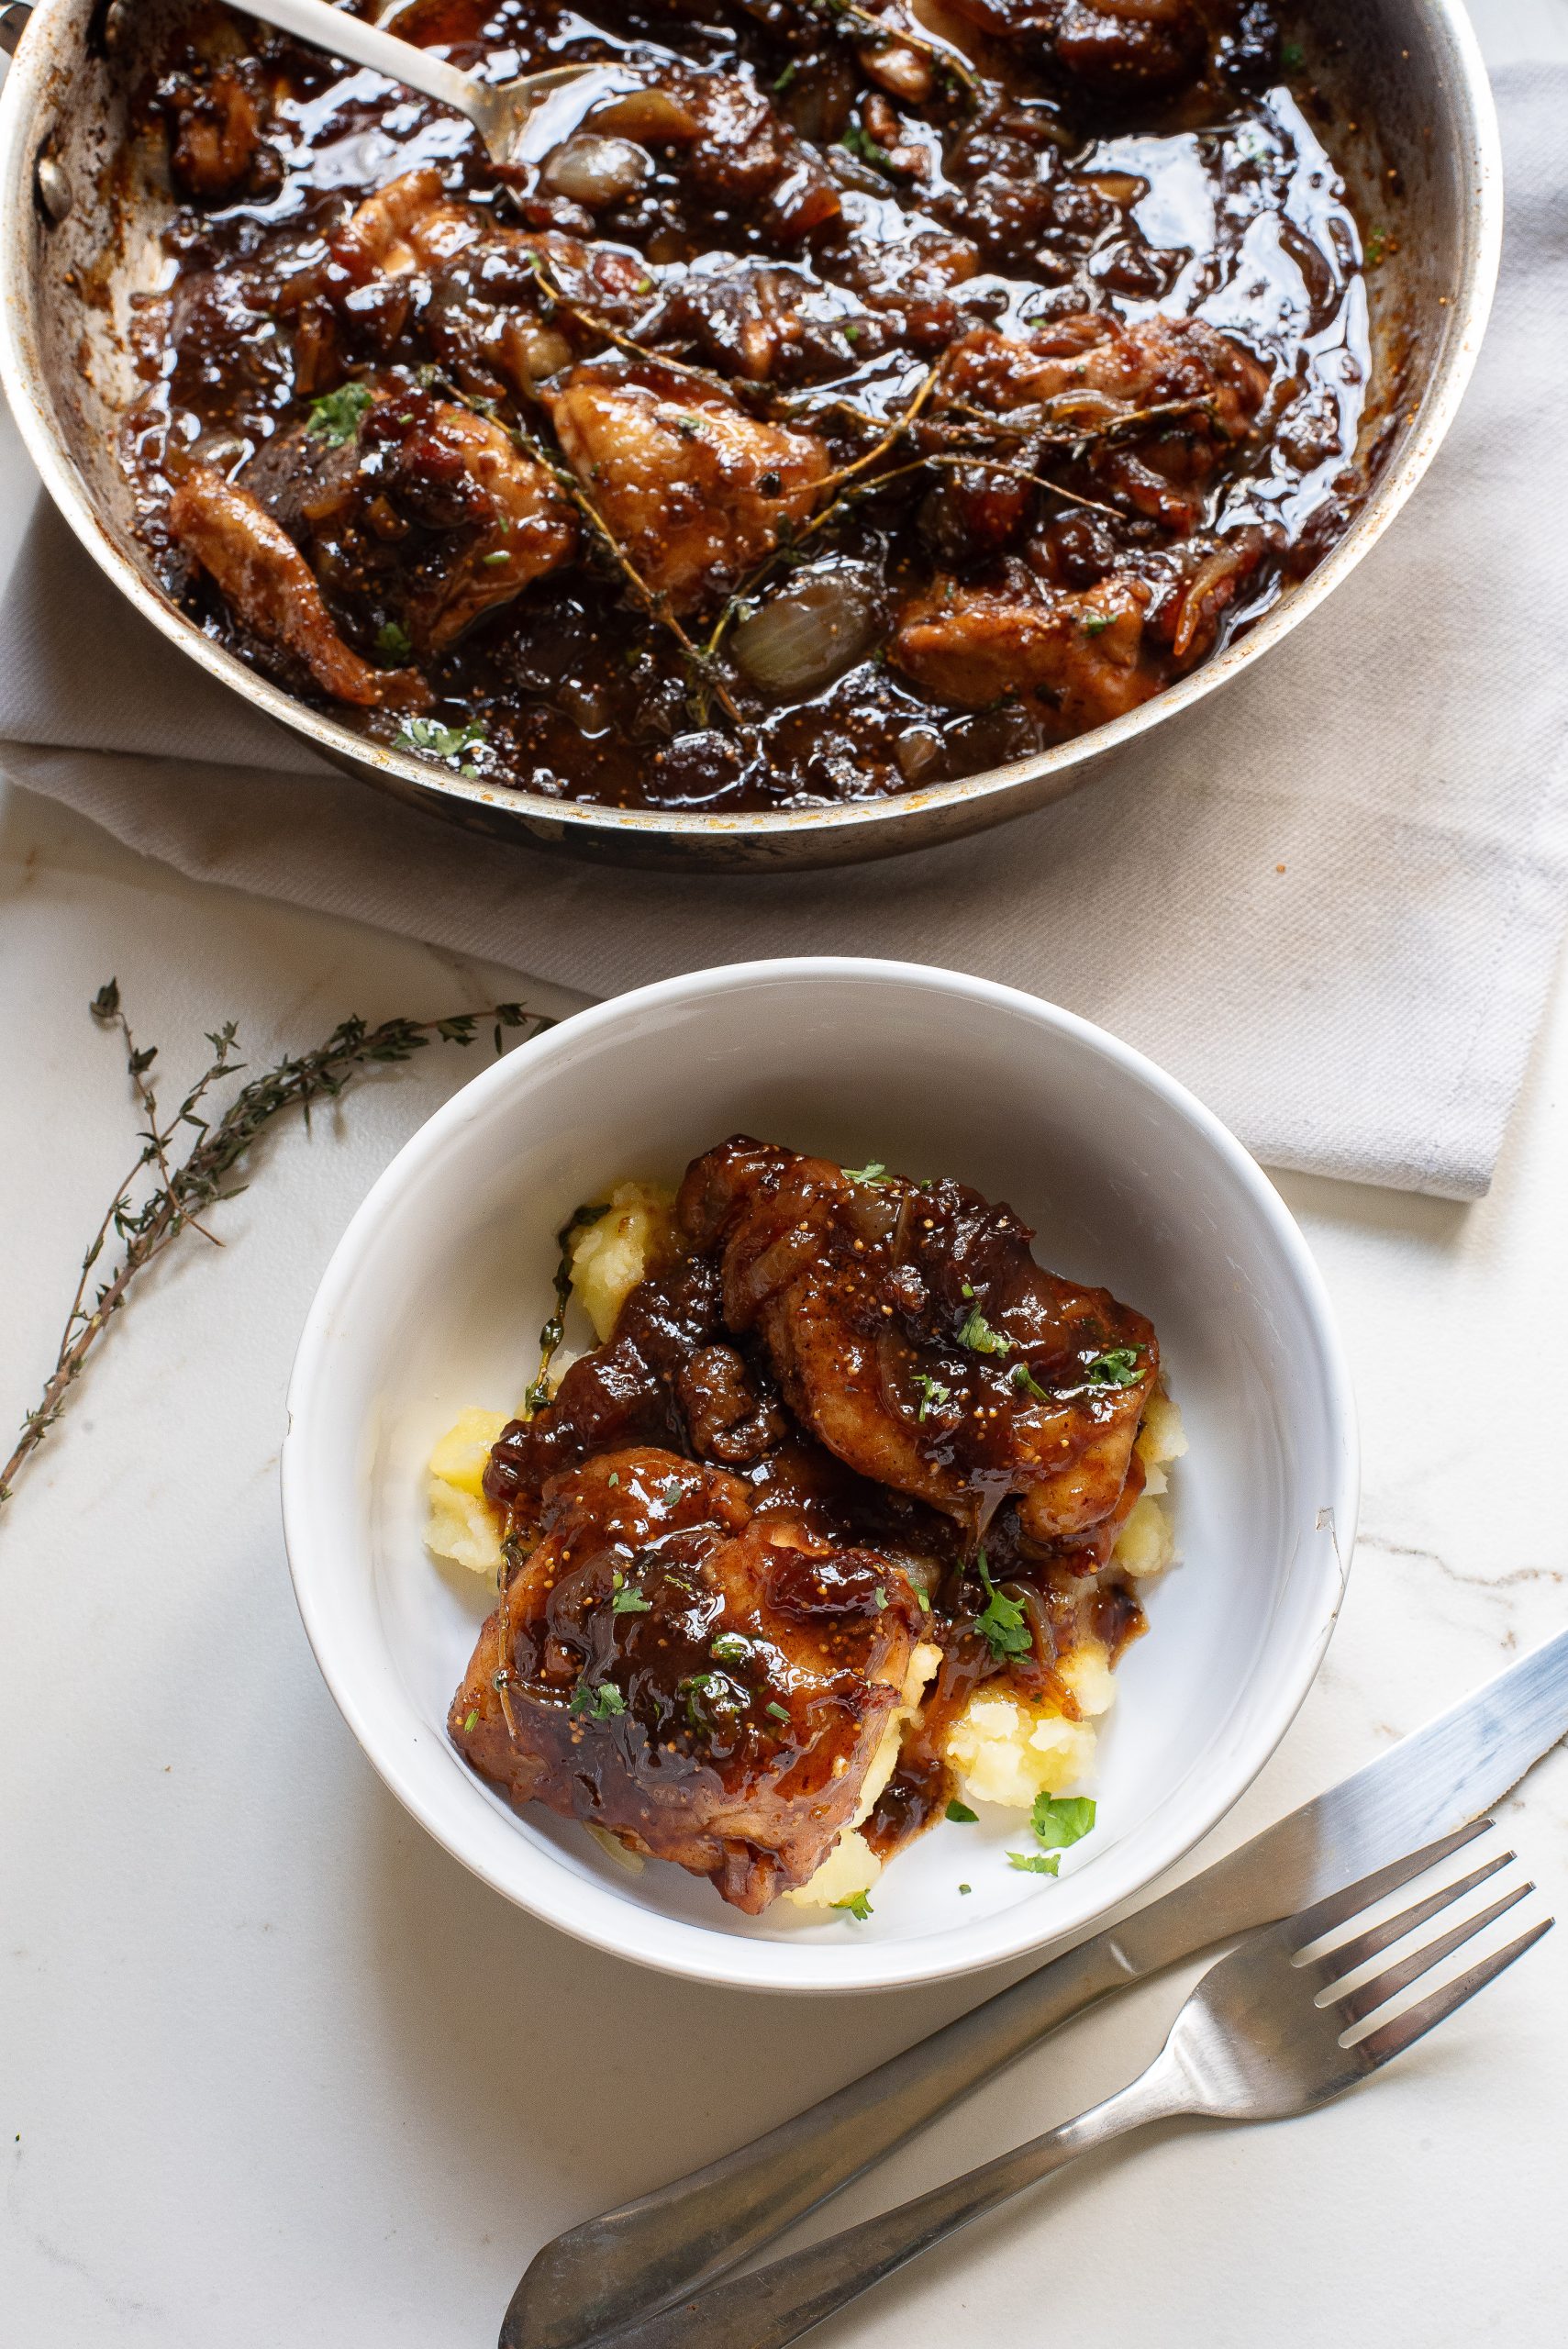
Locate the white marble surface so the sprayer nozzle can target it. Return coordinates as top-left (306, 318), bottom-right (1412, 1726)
top-left (6, 4), bottom-right (1568, 2341)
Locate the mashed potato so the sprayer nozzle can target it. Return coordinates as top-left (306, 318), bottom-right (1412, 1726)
top-left (426, 1406), bottom-right (510, 1577)
top-left (940, 1387), bottom-right (1186, 1817)
top-left (423, 1177), bottom-right (674, 1573)
top-left (787, 1641), bottom-right (944, 1910)
top-left (569, 1182), bottom-right (676, 1341)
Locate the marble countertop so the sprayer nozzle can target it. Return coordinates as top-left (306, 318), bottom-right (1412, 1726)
top-left (4, 5), bottom-right (1567, 2341)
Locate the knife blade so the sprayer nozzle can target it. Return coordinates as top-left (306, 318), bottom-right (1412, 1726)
top-left (503, 1624), bottom-right (1568, 2349)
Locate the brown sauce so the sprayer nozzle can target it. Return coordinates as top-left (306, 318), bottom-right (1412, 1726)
top-left (460, 1136), bottom-right (1160, 1898)
top-left (121, 0), bottom-right (1377, 816)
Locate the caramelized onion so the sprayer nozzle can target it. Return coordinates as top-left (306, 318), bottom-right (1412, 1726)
top-left (542, 135), bottom-right (652, 208)
top-left (731, 573), bottom-right (882, 696)
top-left (590, 88), bottom-right (700, 143)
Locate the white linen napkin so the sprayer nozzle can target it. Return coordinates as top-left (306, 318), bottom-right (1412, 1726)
top-left (3, 69), bottom-right (1565, 1201)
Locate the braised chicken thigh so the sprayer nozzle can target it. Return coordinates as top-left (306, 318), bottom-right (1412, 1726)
top-left (451, 1447), bottom-right (928, 1910)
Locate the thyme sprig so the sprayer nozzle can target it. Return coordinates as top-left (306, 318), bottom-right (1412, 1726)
top-left (0, 984), bottom-right (553, 1510)
top-left (796, 0), bottom-right (982, 108)
top-left (510, 415), bottom-right (744, 726)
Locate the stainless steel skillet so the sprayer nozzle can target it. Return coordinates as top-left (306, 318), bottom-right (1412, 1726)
top-left (0, 0), bottom-right (1500, 872)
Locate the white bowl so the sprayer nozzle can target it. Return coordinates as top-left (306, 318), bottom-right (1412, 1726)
top-left (282, 959), bottom-right (1356, 1993)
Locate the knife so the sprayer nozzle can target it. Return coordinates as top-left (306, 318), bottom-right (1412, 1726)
top-left (503, 1625), bottom-right (1568, 2349)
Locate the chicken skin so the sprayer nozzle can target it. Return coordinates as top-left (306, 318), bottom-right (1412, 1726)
top-left (893, 573), bottom-right (1156, 721)
top-left (944, 0), bottom-right (1207, 94)
top-left (450, 1447), bottom-right (927, 1910)
top-left (543, 361), bottom-right (831, 613)
top-left (945, 317), bottom-right (1271, 533)
top-left (677, 1138), bottom-right (1157, 1554)
top-left (167, 466), bottom-right (429, 709)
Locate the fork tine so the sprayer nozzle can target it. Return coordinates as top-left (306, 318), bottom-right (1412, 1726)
top-left (1310, 1851), bottom-right (1515, 1986)
top-left (1331, 1883), bottom-right (1535, 2023)
top-left (1288, 1818), bottom-right (1493, 1949)
top-left (1353, 1918), bottom-right (1552, 2070)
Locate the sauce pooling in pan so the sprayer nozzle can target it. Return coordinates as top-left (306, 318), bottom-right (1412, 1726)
top-left (125, 0), bottom-right (1378, 812)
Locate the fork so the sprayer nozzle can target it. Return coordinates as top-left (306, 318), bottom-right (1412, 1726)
top-left (576, 1828), bottom-right (1548, 2349)
top-left (238, 0), bottom-right (636, 169)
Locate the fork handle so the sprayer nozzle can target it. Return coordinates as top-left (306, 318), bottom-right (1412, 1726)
top-left (238, 0), bottom-right (482, 123)
top-left (502, 1932), bottom-right (1138, 2349)
top-left (587, 2065), bottom-right (1185, 2349)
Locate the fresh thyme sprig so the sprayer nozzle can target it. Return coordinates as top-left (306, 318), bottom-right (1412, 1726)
top-left (0, 984), bottom-right (554, 1510)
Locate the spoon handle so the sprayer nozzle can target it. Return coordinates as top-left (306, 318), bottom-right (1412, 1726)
top-left (238, 0), bottom-right (482, 126)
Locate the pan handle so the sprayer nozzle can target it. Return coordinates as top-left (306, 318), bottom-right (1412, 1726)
top-left (0, 3), bottom-right (33, 61)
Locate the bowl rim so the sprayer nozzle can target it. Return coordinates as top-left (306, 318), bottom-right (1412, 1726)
top-left (0, 0), bottom-right (1503, 862)
top-left (280, 956), bottom-right (1360, 1992)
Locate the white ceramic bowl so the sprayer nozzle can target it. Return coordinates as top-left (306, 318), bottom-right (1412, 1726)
top-left (282, 959), bottom-right (1356, 1993)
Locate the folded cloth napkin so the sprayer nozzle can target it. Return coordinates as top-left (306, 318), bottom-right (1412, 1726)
top-left (3, 69), bottom-right (1565, 1201)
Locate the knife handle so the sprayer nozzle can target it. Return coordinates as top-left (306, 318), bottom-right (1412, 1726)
top-left (500, 1930), bottom-right (1139, 2349)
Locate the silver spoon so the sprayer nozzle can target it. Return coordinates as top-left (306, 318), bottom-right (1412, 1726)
top-left (238, 0), bottom-right (638, 168)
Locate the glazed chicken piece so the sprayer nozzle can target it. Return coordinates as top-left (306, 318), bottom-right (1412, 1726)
top-left (450, 1447), bottom-right (928, 1910)
top-left (943, 0), bottom-right (1207, 94)
top-left (239, 389), bottom-right (575, 662)
top-left (946, 315), bottom-right (1270, 532)
top-left (356, 396), bottom-right (577, 653)
top-left (614, 67), bottom-right (842, 243)
top-left (543, 362), bottom-right (831, 614)
top-left (167, 466), bottom-right (429, 709)
top-left (677, 1138), bottom-right (1157, 1553)
top-left (484, 1252), bottom-right (785, 1526)
top-left (158, 61), bottom-right (281, 203)
top-left (892, 573), bottom-right (1156, 721)
top-left (328, 167), bottom-right (480, 284)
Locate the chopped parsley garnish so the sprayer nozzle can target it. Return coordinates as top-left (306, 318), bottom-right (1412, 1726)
top-left (659, 1477), bottom-right (685, 1508)
top-left (834, 1888), bottom-right (873, 1920)
top-left (306, 382), bottom-right (374, 445)
top-left (673, 413), bottom-right (704, 440)
top-left (766, 1699), bottom-right (791, 1724)
top-left (959, 1882), bottom-right (973, 1894)
top-left (568, 1682), bottom-right (627, 1720)
top-left (946, 1799), bottom-right (979, 1824)
top-left (393, 717), bottom-right (488, 774)
top-left (462, 1709), bottom-right (479, 1732)
top-left (973, 1549), bottom-right (1032, 1664)
top-left (710, 1631), bottom-right (752, 1663)
top-left (1365, 228), bottom-right (1387, 266)
top-left (375, 618), bottom-right (412, 663)
top-left (1010, 1362), bottom-right (1051, 1404)
top-left (773, 60), bottom-right (798, 91)
top-left (913, 1373), bottom-right (951, 1422)
top-left (873, 1585), bottom-right (887, 1611)
top-left (606, 1471), bottom-right (619, 1488)
top-left (840, 124), bottom-right (893, 173)
top-left (1084, 1347), bottom-right (1142, 1387)
top-left (1080, 612), bottom-right (1114, 637)
top-left (1281, 39), bottom-right (1304, 69)
top-left (842, 1161), bottom-right (887, 1185)
top-left (1031, 1793), bottom-right (1096, 1849)
top-left (1007, 1851), bottom-right (1061, 1876)
top-left (957, 1304), bottom-right (1010, 1356)
top-left (611, 1571), bottom-right (651, 1617)
top-left (683, 1671), bottom-right (742, 1731)
top-left (481, 548), bottom-right (513, 567)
